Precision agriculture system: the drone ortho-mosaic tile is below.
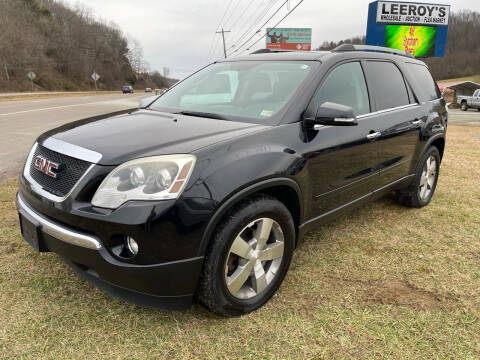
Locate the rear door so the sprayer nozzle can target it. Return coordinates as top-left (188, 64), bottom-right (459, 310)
top-left (362, 60), bottom-right (421, 187)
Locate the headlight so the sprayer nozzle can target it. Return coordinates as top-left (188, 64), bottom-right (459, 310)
top-left (91, 154), bottom-right (196, 209)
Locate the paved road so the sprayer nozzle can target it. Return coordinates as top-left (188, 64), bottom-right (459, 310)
top-left (0, 93), bottom-right (147, 182)
top-left (448, 108), bottom-right (480, 126)
top-left (1, 96), bottom-right (479, 183)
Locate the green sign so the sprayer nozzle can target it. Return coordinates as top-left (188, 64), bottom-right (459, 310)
top-left (384, 25), bottom-right (437, 57)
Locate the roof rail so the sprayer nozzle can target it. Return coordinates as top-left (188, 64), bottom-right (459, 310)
top-left (249, 48), bottom-right (295, 54)
top-left (332, 44), bottom-right (414, 58)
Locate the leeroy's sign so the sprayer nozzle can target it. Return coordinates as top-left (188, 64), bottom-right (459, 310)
top-left (366, 1), bottom-right (450, 57)
top-left (377, 1), bottom-right (450, 25)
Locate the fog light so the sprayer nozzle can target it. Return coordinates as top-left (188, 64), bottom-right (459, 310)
top-left (125, 236), bottom-right (139, 256)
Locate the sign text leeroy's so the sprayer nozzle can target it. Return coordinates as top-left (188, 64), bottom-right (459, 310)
top-left (377, 1), bottom-right (450, 25)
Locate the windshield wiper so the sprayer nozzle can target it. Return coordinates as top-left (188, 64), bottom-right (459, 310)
top-left (175, 110), bottom-right (227, 120)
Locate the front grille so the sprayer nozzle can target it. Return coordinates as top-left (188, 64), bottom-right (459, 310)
top-left (28, 145), bottom-right (92, 197)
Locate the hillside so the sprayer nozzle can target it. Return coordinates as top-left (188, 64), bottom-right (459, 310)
top-left (0, 0), bottom-right (169, 92)
top-left (315, 10), bottom-right (480, 81)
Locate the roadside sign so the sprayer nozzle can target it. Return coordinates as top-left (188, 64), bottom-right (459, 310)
top-left (266, 28), bottom-right (311, 51)
top-left (27, 71), bottom-right (36, 91)
top-left (27, 71), bottom-right (36, 81)
top-left (91, 72), bottom-right (100, 91)
top-left (366, 1), bottom-right (450, 57)
top-left (91, 72), bottom-right (100, 81)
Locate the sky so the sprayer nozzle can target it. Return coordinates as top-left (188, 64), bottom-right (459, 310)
top-left (62, 0), bottom-right (479, 79)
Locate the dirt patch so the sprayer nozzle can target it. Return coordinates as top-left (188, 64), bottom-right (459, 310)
top-left (365, 280), bottom-right (444, 310)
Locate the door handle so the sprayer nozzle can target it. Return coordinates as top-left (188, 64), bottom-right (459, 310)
top-left (412, 119), bottom-right (422, 127)
top-left (366, 131), bottom-right (381, 140)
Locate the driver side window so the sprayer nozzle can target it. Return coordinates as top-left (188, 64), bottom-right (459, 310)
top-left (313, 62), bottom-right (370, 117)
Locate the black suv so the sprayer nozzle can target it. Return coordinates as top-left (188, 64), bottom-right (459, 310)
top-left (16, 45), bottom-right (447, 316)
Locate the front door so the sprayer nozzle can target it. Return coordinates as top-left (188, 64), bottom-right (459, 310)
top-left (474, 90), bottom-right (480, 107)
top-left (305, 61), bottom-right (382, 217)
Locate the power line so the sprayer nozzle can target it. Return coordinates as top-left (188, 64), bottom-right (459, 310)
top-left (229, 0), bottom-right (290, 56)
top-left (237, 0), bottom-right (305, 55)
top-left (225, 0), bottom-right (280, 53)
top-left (223, 0), bottom-right (245, 29)
top-left (227, 0), bottom-right (256, 31)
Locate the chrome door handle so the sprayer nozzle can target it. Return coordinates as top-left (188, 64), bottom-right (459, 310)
top-left (366, 131), bottom-right (381, 140)
top-left (412, 119), bottom-right (422, 127)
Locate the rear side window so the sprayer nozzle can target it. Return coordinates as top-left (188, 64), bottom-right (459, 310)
top-left (312, 62), bottom-right (370, 116)
top-left (407, 63), bottom-right (441, 101)
top-left (363, 61), bottom-right (410, 111)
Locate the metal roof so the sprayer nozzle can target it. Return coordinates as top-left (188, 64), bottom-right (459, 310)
top-left (437, 81), bottom-right (480, 94)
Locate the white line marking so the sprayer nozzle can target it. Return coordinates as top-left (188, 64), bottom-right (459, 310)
top-left (0, 95), bottom-right (144, 117)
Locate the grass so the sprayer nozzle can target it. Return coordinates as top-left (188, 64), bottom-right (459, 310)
top-left (0, 91), bottom-right (119, 102)
top-left (438, 74), bottom-right (480, 83)
top-left (0, 125), bottom-right (479, 359)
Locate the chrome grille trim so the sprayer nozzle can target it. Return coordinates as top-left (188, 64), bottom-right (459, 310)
top-left (23, 142), bottom-right (95, 202)
top-left (43, 137), bottom-right (102, 164)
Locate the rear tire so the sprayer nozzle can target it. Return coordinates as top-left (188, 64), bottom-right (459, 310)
top-left (396, 146), bottom-right (440, 208)
top-left (196, 194), bottom-right (295, 316)
top-left (461, 102), bottom-right (468, 111)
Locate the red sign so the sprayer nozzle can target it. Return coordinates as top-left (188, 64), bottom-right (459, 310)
top-left (266, 28), bottom-right (312, 51)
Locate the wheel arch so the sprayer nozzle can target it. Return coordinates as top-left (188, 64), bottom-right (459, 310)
top-left (197, 178), bottom-right (303, 257)
top-left (430, 136), bottom-right (445, 160)
top-left (420, 134), bottom-right (445, 163)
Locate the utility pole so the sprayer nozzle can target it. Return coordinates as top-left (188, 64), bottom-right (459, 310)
top-left (216, 28), bottom-right (231, 59)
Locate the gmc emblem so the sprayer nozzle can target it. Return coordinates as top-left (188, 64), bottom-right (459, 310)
top-left (34, 156), bottom-right (60, 178)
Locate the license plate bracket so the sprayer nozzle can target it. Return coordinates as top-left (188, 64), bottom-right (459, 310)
top-left (19, 213), bottom-right (47, 252)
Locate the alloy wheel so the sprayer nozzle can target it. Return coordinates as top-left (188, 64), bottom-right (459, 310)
top-left (419, 155), bottom-right (437, 201)
top-left (224, 218), bottom-right (284, 299)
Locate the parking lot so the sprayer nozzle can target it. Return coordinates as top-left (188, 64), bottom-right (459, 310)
top-left (0, 105), bottom-right (479, 358)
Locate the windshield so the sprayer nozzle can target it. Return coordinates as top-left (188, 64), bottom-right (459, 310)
top-left (149, 61), bottom-right (315, 124)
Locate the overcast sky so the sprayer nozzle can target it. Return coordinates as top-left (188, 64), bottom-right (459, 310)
top-left (62, 0), bottom-right (479, 79)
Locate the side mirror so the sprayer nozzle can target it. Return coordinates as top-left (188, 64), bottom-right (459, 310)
top-left (138, 95), bottom-right (160, 109)
top-left (305, 102), bottom-right (358, 127)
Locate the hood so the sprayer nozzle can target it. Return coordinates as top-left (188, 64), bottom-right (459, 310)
top-left (38, 110), bottom-right (269, 165)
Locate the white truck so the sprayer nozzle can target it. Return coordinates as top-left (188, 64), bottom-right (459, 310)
top-left (457, 89), bottom-right (480, 111)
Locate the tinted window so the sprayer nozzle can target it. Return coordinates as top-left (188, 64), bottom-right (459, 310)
top-left (313, 62), bottom-right (370, 116)
top-left (364, 61), bottom-right (410, 110)
top-left (407, 63), bottom-right (441, 101)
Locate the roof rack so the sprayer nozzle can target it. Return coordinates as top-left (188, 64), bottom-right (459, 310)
top-left (249, 48), bottom-right (295, 54)
top-left (332, 44), bottom-right (414, 58)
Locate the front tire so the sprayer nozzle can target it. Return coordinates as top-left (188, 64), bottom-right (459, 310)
top-left (197, 195), bottom-right (295, 316)
top-left (396, 146), bottom-right (440, 208)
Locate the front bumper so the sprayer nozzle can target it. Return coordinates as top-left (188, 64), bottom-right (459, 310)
top-left (16, 193), bottom-right (204, 310)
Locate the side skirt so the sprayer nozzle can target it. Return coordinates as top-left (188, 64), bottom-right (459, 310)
top-left (298, 174), bottom-right (415, 241)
